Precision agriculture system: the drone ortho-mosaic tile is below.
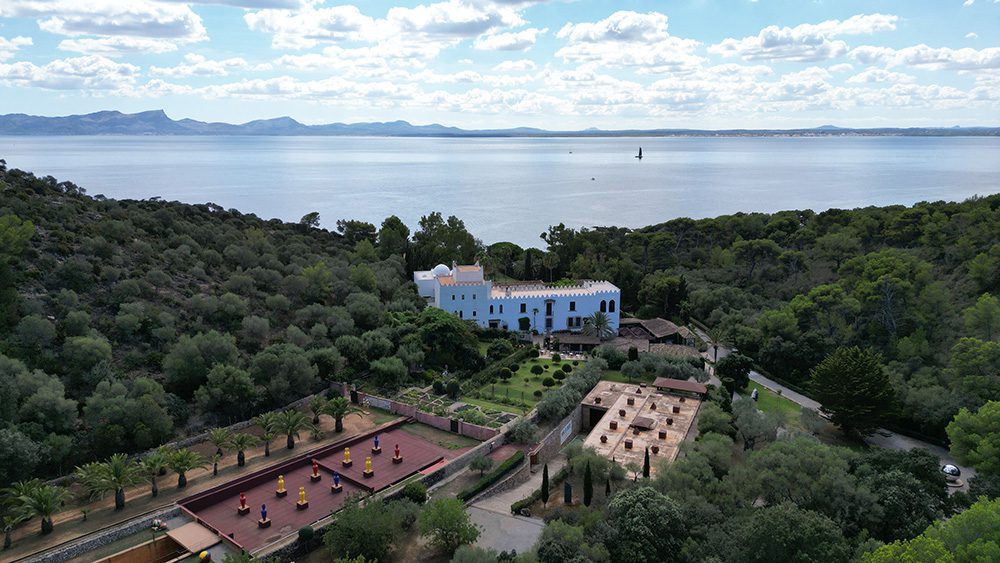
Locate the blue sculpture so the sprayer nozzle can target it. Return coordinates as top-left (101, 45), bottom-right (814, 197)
top-left (374, 434), bottom-right (380, 449)
top-left (334, 472), bottom-right (341, 486)
top-left (261, 504), bottom-right (267, 521)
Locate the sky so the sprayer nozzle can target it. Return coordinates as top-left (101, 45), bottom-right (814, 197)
top-left (0, 0), bottom-right (998, 130)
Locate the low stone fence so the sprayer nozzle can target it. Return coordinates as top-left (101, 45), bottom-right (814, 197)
top-left (356, 391), bottom-right (500, 441)
top-left (17, 506), bottom-right (181, 563)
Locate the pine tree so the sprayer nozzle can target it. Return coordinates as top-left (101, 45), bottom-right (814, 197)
top-left (643, 447), bottom-right (650, 479)
top-left (541, 464), bottom-right (549, 506)
top-left (583, 461), bottom-right (593, 506)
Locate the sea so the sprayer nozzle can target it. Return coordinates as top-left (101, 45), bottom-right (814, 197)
top-left (2, 135), bottom-right (998, 247)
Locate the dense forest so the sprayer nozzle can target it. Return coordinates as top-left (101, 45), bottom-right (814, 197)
top-left (0, 161), bottom-right (490, 488)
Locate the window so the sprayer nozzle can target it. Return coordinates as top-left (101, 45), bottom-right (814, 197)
top-left (462, 294), bottom-right (465, 300)
top-left (472, 310), bottom-right (477, 317)
top-left (490, 305), bottom-right (494, 314)
top-left (452, 295), bottom-right (455, 301)
top-left (609, 299), bottom-right (616, 313)
top-left (500, 304), bottom-right (504, 314)
top-left (569, 301), bottom-right (576, 311)
top-left (459, 311), bottom-right (464, 319)
top-left (600, 300), bottom-right (607, 313)
top-left (520, 303), bottom-right (527, 313)
top-left (472, 293), bottom-right (476, 299)
top-left (567, 317), bottom-right (573, 328)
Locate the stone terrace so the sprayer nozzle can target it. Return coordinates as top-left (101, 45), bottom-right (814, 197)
top-left (581, 381), bottom-right (700, 477)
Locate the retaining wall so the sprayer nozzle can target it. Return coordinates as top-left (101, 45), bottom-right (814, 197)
top-left (356, 391), bottom-right (500, 441)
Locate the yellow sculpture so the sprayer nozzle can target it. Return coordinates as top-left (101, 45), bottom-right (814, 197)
top-left (277, 475), bottom-right (285, 492)
top-left (299, 486), bottom-right (305, 504)
top-left (365, 456), bottom-right (372, 472)
top-left (344, 447), bottom-right (351, 463)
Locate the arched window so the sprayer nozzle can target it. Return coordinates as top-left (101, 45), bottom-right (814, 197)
top-left (490, 305), bottom-right (495, 314)
top-left (609, 299), bottom-right (616, 313)
top-left (600, 300), bottom-right (607, 313)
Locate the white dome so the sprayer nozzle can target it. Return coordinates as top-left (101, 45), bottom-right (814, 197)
top-left (432, 264), bottom-right (451, 277)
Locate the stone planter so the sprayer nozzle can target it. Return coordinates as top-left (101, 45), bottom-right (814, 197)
top-left (679, 397), bottom-right (686, 403)
top-left (627, 397), bottom-right (635, 406)
top-left (619, 409), bottom-right (626, 417)
top-left (600, 435), bottom-right (608, 443)
top-left (624, 439), bottom-right (633, 449)
top-left (594, 397), bottom-right (601, 404)
top-left (672, 406), bottom-right (681, 414)
top-left (633, 428), bottom-right (640, 435)
top-left (609, 421), bottom-right (618, 430)
top-left (651, 445), bottom-right (660, 454)
top-left (666, 418), bottom-right (673, 426)
top-left (658, 430), bottom-right (667, 439)
top-left (650, 403), bottom-right (657, 411)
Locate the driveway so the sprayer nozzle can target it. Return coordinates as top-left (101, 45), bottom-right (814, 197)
top-left (467, 506), bottom-right (544, 554)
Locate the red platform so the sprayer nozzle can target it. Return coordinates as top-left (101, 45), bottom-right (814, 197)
top-left (178, 421), bottom-right (455, 552)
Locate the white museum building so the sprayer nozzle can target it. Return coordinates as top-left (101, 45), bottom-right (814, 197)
top-left (414, 262), bottom-right (621, 334)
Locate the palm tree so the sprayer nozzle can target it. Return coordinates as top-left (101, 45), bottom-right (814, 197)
top-left (208, 427), bottom-right (234, 459)
top-left (273, 410), bottom-right (316, 450)
top-left (253, 412), bottom-right (279, 457)
top-left (308, 396), bottom-right (328, 425)
top-left (230, 433), bottom-right (260, 467)
top-left (324, 396), bottom-right (360, 433)
top-left (166, 448), bottom-right (207, 489)
top-left (74, 454), bottom-right (142, 511)
top-left (3, 513), bottom-right (26, 549)
top-left (211, 453), bottom-right (222, 477)
top-left (11, 482), bottom-right (70, 535)
top-left (583, 311), bottom-right (614, 340)
top-left (138, 451), bottom-right (167, 498)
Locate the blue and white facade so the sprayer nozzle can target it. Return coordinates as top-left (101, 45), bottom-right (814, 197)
top-left (414, 262), bottom-right (621, 334)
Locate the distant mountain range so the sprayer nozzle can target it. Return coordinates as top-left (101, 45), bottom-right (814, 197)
top-left (0, 110), bottom-right (997, 137)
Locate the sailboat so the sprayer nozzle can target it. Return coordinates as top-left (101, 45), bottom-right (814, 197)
top-left (635, 147), bottom-right (643, 160)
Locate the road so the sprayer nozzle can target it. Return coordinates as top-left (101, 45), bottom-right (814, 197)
top-left (749, 370), bottom-right (975, 490)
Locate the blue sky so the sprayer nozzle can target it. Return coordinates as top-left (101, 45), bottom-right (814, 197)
top-left (0, 0), bottom-right (998, 129)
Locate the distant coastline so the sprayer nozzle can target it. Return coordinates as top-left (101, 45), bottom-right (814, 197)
top-left (1, 110), bottom-right (998, 137)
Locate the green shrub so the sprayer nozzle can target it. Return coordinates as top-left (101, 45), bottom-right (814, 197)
top-left (573, 361), bottom-right (579, 366)
top-left (400, 481), bottom-right (428, 504)
top-left (531, 365), bottom-right (544, 375)
top-left (457, 451), bottom-right (525, 502)
top-left (298, 525), bottom-right (315, 542)
top-left (562, 364), bottom-right (572, 373)
top-left (509, 363), bottom-right (520, 372)
top-left (510, 464), bottom-right (571, 513)
top-left (552, 353), bottom-right (561, 362)
top-left (432, 380), bottom-right (445, 394)
top-left (553, 372), bottom-right (565, 381)
top-left (533, 390), bottom-right (543, 398)
top-left (391, 498), bottom-right (420, 530)
top-left (543, 377), bottom-right (555, 387)
top-left (499, 368), bottom-right (512, 381)
top-left (529, 348), bottom-right (540, 358)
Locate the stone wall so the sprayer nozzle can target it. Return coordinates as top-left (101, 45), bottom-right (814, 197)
top-left (530, 403), bottom-right (582, 466)
top-left (22, 506), bottom-right (181, 563)
top-left (356, 391), bottom-right (500, 441)
top-left (466, 456), bottom-right (531, 505)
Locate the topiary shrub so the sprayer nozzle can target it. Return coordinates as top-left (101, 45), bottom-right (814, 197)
top-left (298, 525), bottom-right (315, 542)
top-left (531, 365), bottom-right (544, 375)
top-left (543, 364), bottom-right (550, 370)
top-left (552, 353), bottom-right (562, 362)
top-left (529, 348), bottom-right (540, 358)
top-left (573, 360), bottom-right (579, 366)
top-left (432, 380), bottom-right (445, 395)
top-left (499, 367), bottom-right (513, 381)
top-left (553, 372), bottom-right (565, 381)
top-left (400, 481), bottom-right (428, 504)
top-left (562, 364), bottom-right (572, 373)
top-left (543, 377), bottom-right (555, 387)
top-left (509, 363), bottom-right (520, 372)
top-left (446, 380), bottom-right (461, 399)
top-left (533, 390), bottom-right (543, 398)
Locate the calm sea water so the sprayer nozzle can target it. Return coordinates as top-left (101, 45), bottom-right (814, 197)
top-left (2, 135), bottom-right (998, 247)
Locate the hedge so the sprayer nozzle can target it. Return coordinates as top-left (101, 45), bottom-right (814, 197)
top-left (510, 464), bottom-right (571, 514)
top-left (457, 450), bottom-right (525, 502)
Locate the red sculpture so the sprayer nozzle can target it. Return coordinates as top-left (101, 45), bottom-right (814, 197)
top-left (313, 460), bottom-right (319, 476)
top-left (240, 492), bottom-right (247, 509)
top-left (395, 444), bottom-right (400, 458)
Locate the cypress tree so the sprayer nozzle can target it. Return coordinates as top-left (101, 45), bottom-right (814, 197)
top-left (605, 477), bottom-right (611, 498)
top-left (583, 461), bottom-right (593, 506)
top-left (524, 250), bottom-right (533, 279)
top-left (541, 464), bottom-right (550, 506)
top-left (643, 447), bottom-right (650, 479)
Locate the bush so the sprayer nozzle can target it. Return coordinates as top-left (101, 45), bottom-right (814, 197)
top-left (533, 390), bottom-right (543, 398)
top-left (553, 372), bottom-right (565, 381)
top-left (508, 363), bottom-right (520, 372)
top-left (531, 365), bottom-right (544, 375)
top-left (573, 360), bottom-right (579, 366)
top-left (551, 353), bottom-right (561, 362)
top-left (507, 418), bottom-right (539, 443)
top-left (498, 367), bottom-right (513, 381)
top-left (298, 525), bottom-right (315, 542)
top-left (391, 499), bottom-right (420, 530)
top-left (543, 364), bottom-right (549, 370)
top-left (542, 377), bottom-right (555, 387)
top-left (457, 451), bottom-right (525, 502)
top-left (510, 464), bottom-right (571, 513)
top-left (400, 481), bottom-right (428, 504)
top-left (432, 380), bottom-right (445, 395)
top-left (446, 381), bottom-right (460, 398)
top-left (529, 348), bottom-right (540, 358)
top-left (562, 364), bottom-right (572, 373)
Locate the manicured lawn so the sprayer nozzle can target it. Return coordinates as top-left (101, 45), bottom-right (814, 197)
top-left (474, 357), bottom-right (577, 408)
top-left (747, 381), bottom-right (803, 431)
top-left (400, 422), bottom-right (481, 450)
top-left (463, 395), bottom-right (530, 415)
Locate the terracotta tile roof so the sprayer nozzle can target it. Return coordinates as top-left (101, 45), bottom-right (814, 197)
top-left (437, 276), bottom-right (454, 285)
top-left (653, 377), bottom-right (708, 396)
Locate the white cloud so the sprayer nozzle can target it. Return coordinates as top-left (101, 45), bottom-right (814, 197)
top-left (493, 59), bottom-right (536, 72)
top-left (386, 1), bottom-right (524, 38)
top-left (0, 36), bottom-right (32, 61)
top-left (0, 54), bottom-right (139, 90)
top-left (966, 32), bottom-right (978, 39)
top-left (150, 53), bottom-right (250, 77)
top-left (847, 67), bottom-right (916, 84)
top-left (709, 13), bottom-right (898, 62)
top-left (474, 27), bottom-right (546, 51)
top-left (0, 0), bottom-right (207, 54)
top-left (555, 11), bottom-right (703, 73)
top-left (58, 37), bottom-right (178, 56)
top-left (851, 44), bottom-right (1000, 70)
top-left (829, 63), bottom-right (854, 73)
top-left (244, 4), bottom-right (375, 49)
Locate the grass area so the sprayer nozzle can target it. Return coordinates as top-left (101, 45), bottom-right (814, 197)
top-left (462, 395), bottom-right (529, 415)
top-left (477, 340), bottom-right (490, 357)
top-left (367, 406), bottom-right (401, 425)
top-left (748, 382), bottom-right (804, 431)
top-left (473, 357), bottom-right (580, 408)
top-left (399, 422), bottom-right (481, 450)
